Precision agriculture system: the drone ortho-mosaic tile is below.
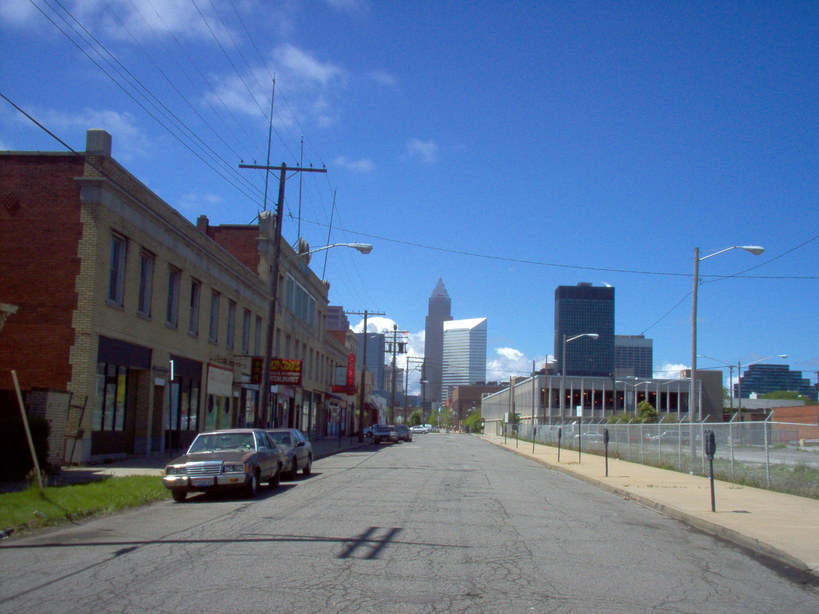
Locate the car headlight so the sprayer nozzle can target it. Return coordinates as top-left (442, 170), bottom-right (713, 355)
top-left (222, 464), bottom-right (246, 473)
top-left (165, 465), bottom-right (187, 476)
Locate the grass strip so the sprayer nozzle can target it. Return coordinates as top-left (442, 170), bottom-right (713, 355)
top-left (0, 476), bottom-right (169, 537)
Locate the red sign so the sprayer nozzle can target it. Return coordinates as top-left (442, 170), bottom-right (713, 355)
top-left (251, 357), bottom-right (303, 386)
top-left (332, 353), bottom-right (357, 394)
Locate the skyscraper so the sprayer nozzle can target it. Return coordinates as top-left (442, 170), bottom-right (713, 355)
top-left (554, 283), bottom-right (615, 377)
top-left (441, 317), bottom-right (487, 401)
top-left (615, 335), bottom-right (654, 378)
top-left (423, 279), bottom-right (452, 408)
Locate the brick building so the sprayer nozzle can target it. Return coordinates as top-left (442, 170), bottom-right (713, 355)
top-left (0, 130), bottom-right (355, 463)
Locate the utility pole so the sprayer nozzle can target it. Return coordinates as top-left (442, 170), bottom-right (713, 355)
top-left (240, 162), bottom-right (327, 426)
top-left (348, 310), bottom-right (385, 440)
top-left (388, 324), bottom-right (409, 423)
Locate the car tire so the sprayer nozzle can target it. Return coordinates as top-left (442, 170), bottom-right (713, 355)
top-left (269, 467), bottom-right (281, 489)
top-left (171, 489), bottom-right (187, 503)
top-left (303, 456), bottom-right (312, 476)
top-left (246, 472), bottom-right (259, 498)
top-left (289, 457), bottom-right (299, 479)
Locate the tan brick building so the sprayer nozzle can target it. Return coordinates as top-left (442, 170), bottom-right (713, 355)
top-left (0, 130), bottom-right (356, 463)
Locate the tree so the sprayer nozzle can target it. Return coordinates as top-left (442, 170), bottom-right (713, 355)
top-left (407, 408), bottom-right (424, 426)
top-left (464, 408), bottom-right (482, 433)
top-left (636, 400), bottom-right (658, 423)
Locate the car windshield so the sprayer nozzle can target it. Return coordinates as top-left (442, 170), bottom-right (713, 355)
top-left (268, 432), bottom-right (292, 445)
top-left (188, 432), bottom-right (255, 453)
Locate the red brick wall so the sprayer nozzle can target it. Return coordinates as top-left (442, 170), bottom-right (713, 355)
top-left (205, 225), bottom-right (260, 274)
top-left (0, 154), bottom-right (84, 393)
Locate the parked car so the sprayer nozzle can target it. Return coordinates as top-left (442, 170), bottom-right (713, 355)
top-left (162, 429), bottom-right (283, 503)
top-left (366, 424), bottom-right (398, 444)
top-left (266, 428), bottom-right (313, 478)
top-left (410, 425), bottom-right (428, 434)
top-left (393, 424), bottom-right (413, 442)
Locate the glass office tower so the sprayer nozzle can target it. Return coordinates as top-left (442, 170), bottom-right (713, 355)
top-left (554, 283), bottom-right (615, 377)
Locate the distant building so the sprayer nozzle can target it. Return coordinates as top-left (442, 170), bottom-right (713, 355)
top-left (326, 306), bottom-right (350, 331)
top-left (615, 335), bottom-right (653, 378)
top-left (355, 332), bottom-right (386, 391)
top-left (442, 317), bottom-right (487, 401)
top-left (735, 364), bottom-right (815, 400)
top-left (423, 279), bottom-right (452, 408)
top-left (554, 283), bottom-right (614, 377)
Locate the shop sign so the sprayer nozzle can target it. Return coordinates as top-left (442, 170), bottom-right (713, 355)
top-left (250, 357), bottom-right (303, 386)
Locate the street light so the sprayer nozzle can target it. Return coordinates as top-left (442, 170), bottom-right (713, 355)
top-left (298, 242), bottom-right (373, 258)
top-left (560, 333), bottom-right (599, 419)
top-left (690, 245), bottom-right (764, 460)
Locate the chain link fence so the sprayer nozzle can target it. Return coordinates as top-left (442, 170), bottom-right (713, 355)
top-left (502, 419), bottom-right (819, 499)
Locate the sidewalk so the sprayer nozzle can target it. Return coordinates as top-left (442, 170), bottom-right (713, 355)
top-left (482, 434), bottom-right (819, 581)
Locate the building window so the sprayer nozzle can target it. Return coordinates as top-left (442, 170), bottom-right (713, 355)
top-left (254, 315), bottom-right (262, 355)
top-left (107, 235), bottom-right (126, 307)
top-left (93, 362), bottom-right (127, 431)
top-left (209, 291), bottom-right (220, 343)
top-left (241, 308), bottom-right (251, 354)
top-left (188, 279), bottom-right (201, 336)
top-left (137, 251), bottom-right (154, 317)
top-left (285, 275), bottom-right (317, 329)
top-left (166, 266), bottom-right (181, 328)
top-left (226, 300), bottom-right (236, 349)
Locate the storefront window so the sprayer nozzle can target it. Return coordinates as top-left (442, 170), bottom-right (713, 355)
top-left (93, 362), bottom-right (128, 431)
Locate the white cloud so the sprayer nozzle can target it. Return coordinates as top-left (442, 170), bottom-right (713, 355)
top-left (407, 138), bottom-right (439, 164)
top-left (655, 363), bottom-right (688, 379)
top-left (274, 43), bottom-right (344, 87)
top-left (333, 155), bottom-right (374, 173)
top-left (204, 44), bottom-right (346, 129)
top-left (0, 0), bottom-right (39, 26)
top-left (31, 108), bottom-right (148, 160)
top-left (487, 346), bottom-right (540, 383)
top-left (177, 192), bottom-right (224, 213)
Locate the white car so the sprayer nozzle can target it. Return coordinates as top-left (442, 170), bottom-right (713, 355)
top-left (410, 425), bottom-right (429, 434)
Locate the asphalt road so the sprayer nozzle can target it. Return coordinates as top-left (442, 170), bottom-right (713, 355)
top-left (1, 434), bottom-right (817, 613)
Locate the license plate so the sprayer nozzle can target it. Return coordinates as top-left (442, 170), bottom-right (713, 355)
top-left (191, 478), bottom-right (213, 488)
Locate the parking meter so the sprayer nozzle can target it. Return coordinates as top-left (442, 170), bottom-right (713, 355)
top-left (704, 430), bottom-right (716, 459)
top-left (703, 429), bottom-right (717, 512)
top-left (603, 429), bottom-right (609, 446)
top-left (603, 428), bottom-right (610, 477)
top-left (557, 427), bottom-right (562, 462)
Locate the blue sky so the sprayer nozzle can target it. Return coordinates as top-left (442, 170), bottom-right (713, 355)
top-left (2, 1), bottom-right (817, 394)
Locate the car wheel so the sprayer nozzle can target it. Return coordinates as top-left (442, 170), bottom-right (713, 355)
top-left (269, 467), bottom-right (281, 489)
top-left (303, 456), bottom-right (312, 476)
top-left (171, 489), bottom-right (187, 503)
top-left (289, 456), bottom-right (299, 479)
top-left (246, 472), bottom-right (259, 498)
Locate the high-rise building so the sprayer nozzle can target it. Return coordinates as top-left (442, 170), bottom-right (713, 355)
top-left (355, 332), bottom-right (386, 391)
top-left (554, 283), bottom-right (614, 377)
top-left (326, 306), bottom-right (350, 331)
top-left (423, 279), bottom-right (452, 407)
top-left (615, 335), bottom-right (654, 378)
top-left (735, 364), bottom-right (815, 400)
top-left (441, 317), bottom-right (487, 401)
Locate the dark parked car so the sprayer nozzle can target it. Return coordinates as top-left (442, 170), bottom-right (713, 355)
top-left (393, 424), bottom-right (412, 442)
top-left (266, 428), bottom-right (313, 478)
top-left (162, 429), bottom-right (283, 502)
top-left (366, 424), bottom-right (398, 444)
